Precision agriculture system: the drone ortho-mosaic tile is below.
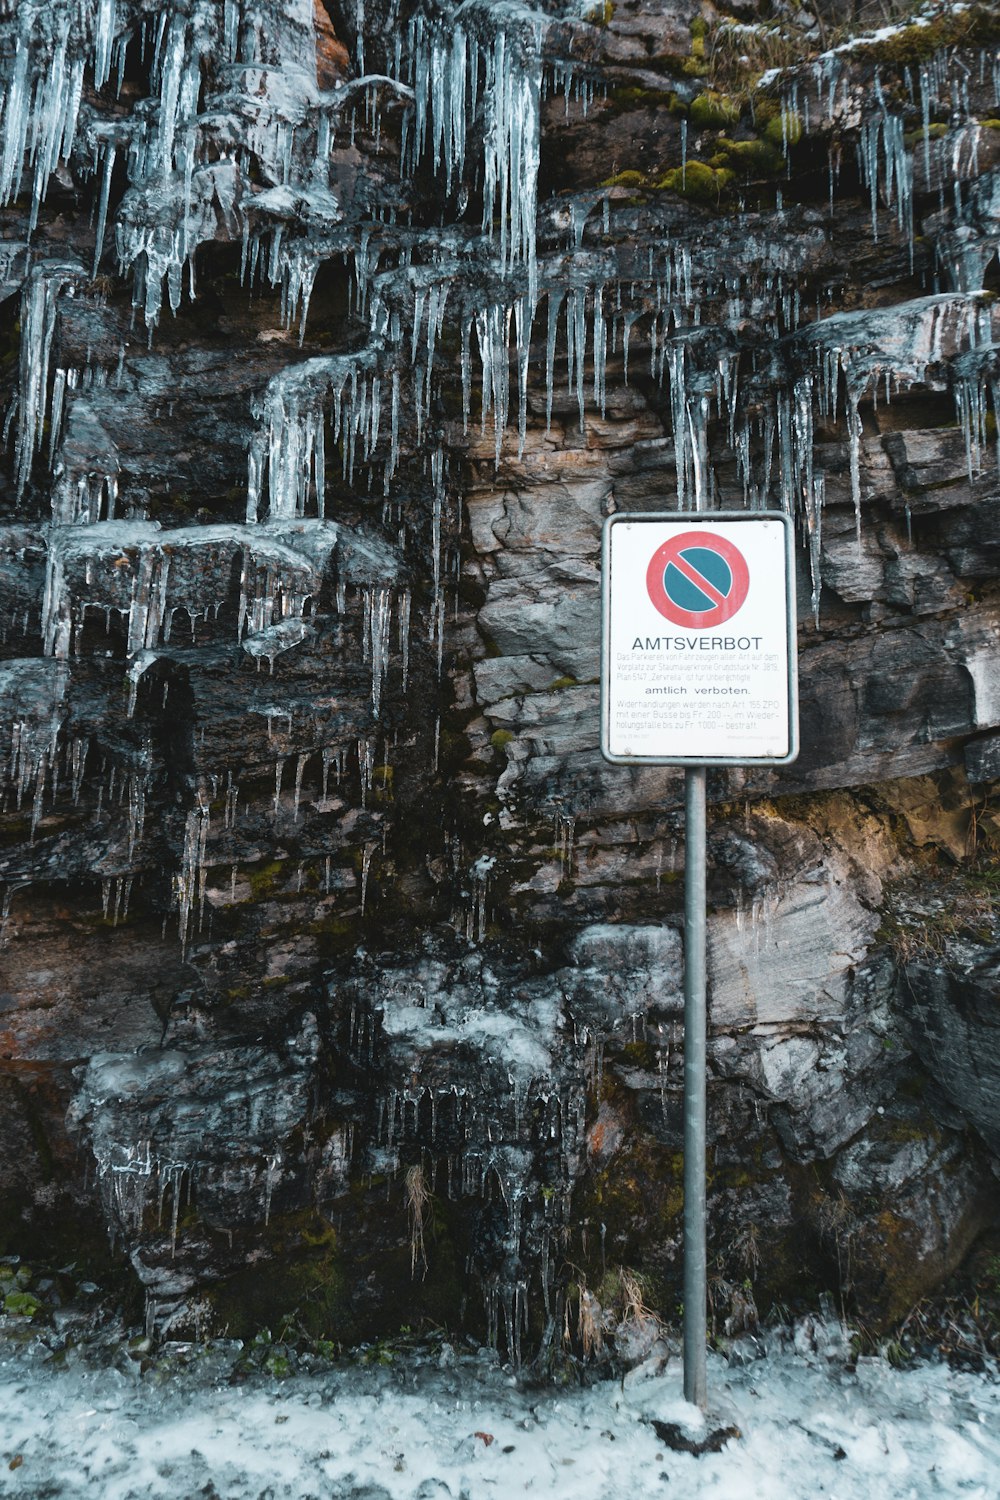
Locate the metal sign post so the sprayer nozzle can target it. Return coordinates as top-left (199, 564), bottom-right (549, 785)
top-left (600, 511), bottom-right (798, 1412)
top-left (682, 763), bottom-right (708, 1409)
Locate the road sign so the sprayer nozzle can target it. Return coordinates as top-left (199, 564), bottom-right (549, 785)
top-left (601, 512), bottom-right (799, 1413)
top-left (601, 511), bottom-right (798, 766)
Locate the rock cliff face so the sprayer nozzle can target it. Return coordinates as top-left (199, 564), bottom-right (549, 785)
top-left (2, 0), bottom-right (1000, 1355)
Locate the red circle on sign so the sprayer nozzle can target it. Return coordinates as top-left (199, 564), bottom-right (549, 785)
top-left (646, 531), bottom-right (750, 628)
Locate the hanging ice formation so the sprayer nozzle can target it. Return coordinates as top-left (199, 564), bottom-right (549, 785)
top-left (952, 345), bottom-right (1000, 478)
top-left (342, 918), bottom-right (675, 1360)
top-left (793, 293), bottom-right (990, 536)
top-left (857, 94), bottom-right (913, 261)
top-left (5, 1), bottom-right (999, 492)
top-left (246, 352), bottom-right (386, 520)
top-left (0, 0), bottom-right (93, 229)
top-left (0, 659), bottom-right (72, 836)
top-left (40, 521), bottom-right (340, 660)
top-left (341, 954), bottom-right (584, 1363)
top-left (67, 1013), bottom-right (321, 1265)
top-left (402, 2), bottom-right (545, 307)
top-left (14, 262), bottom-right (84, 497)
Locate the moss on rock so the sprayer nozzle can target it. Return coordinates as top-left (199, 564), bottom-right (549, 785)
top-left (690, 90), bottom-right (742, 131)
top-left (654, 160), bottom-right (735, 204)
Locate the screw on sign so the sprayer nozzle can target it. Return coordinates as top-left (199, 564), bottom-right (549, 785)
top-left (645, 531), bottom-right (750, 629)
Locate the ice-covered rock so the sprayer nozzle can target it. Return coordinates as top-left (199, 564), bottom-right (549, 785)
top-left (2, 0), bottom-right (1000, 1355)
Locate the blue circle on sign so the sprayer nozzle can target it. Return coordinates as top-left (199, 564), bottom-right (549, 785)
top-left (662, 547), bottom-right (734, 612)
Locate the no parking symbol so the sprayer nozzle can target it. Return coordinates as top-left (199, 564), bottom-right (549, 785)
top-left (645, 530), bottom-right (750, 629)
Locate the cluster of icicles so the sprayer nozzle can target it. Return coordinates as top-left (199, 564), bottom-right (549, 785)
top-left (9, 3), bottom-right (999, 518)
top-left (75, 1007), bottom-right (324, 1276)
top-left (2, 0), bottom-right (1000, 948)
top-left (362, 1040), bottom-right (588, 1362)
top-left (348, 962), bottom-right (669, 1360)
top-left (8, 5), bottom-right (999, 471)
top-left (90, 1142), bottom-right (295, 1263)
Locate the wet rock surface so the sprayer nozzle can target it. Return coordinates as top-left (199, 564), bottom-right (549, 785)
top-left (1, 0), bottom-right (1000, 1355)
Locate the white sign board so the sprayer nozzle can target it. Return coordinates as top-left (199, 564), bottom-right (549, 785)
top-left (601, 512), bottom-right (798, 766)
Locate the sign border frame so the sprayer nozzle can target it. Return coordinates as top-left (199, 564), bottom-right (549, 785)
top-left (600, 510), bottom-right (800, 767)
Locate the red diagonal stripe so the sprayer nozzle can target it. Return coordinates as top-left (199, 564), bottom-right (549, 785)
top-left (669, 550), bottom-right (728, 609)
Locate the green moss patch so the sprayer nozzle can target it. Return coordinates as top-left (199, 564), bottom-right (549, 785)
top-left (585, 0), bottom-right (614, 23)
top-left (4, 1290), bottom-right (43, 1318)
top-left (690, 90), bottom-right (742, 130)
top-left (763, 109), bottom-right (802, 148)
top-left (599, 169), bottom-right (647, 189)
top-left (248, 859), bottom-right (287, 899)
top-left (715, 137), bottom-right (784, 177)
top-left (851, 6), bottom-right (996, 65)
top-left (654, 160), bottom-right (735, 204)
top-left (903, 122), bottom-right (950, 146)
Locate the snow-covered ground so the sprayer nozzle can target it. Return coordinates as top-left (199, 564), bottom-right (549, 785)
top-left (2, 1329), bottom-right (999, 1499)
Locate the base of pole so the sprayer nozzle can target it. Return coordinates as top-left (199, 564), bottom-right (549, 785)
top-left (651, 1418), bottom-right (741, 1456)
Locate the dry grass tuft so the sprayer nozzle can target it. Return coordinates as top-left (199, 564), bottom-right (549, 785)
top-left (405, 1163), bottom-right (431, 1281)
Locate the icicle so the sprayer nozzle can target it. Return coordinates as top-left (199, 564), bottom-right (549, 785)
top-left (293, 752), bottom-right (308, 821)
top-left (846, 388), bottom-right (863, 545)
top-left (804, 473), bottom-right (825, 623)
top-left (592, 286), bottom-right (606, 419)
top-left (176, 800), bottom-right (210, 950)
top-left (475, 301), bottom-right (513, 465)
top-left (92, 142), bottom-right (117, 279)
top-left (545, 287), bottom-right (564, 434)
top-left (362, 585), bottom-right (393, 714)
top-left (358, 736), bottom-right (374, 807)
top-left (857, 97), bottom-right (913, 264)
top-left (15, 265), bottom-right (81, 496)
top-left (398, 589), bottom-right (411, 690)
top-left (566, 287), bottom-right (587, 432)
top-left (360, 841), bottom-right (376, 915)
top-left (263, 1154), bottom-right (282, 1227)
top-left (666, 342), bottom-right (690, 511)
